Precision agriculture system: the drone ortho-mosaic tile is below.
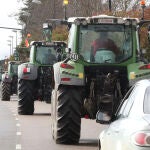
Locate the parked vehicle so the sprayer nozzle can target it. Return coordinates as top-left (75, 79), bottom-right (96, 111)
top-left (97, 79), bottom-right (150, 150)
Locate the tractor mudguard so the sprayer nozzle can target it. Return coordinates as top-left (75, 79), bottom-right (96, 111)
top-left (53, 61), bottom-right (85, 90)
top-left (1, 73), bottom-right (11, 83)
top-left (18, 63), bottom-right (38, 80)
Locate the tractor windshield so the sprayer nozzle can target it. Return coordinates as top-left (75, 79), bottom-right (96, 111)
top-left (11, 64), bottom-right (18, 74)
top-left (79, 24), bottom-right (132, 63)
top-left (35, 46), bottom-right (57, 65)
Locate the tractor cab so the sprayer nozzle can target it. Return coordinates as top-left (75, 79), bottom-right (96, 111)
top-left (29, 41), bottom-right (66, 65)
top-left (67, 15), bottom-right (143, 64)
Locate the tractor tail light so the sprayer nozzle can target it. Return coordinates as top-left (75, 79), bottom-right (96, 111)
top-left (60, 63), bottom-right (74, 69)
top-left (23, 67), bottom-right (30, 73)
top-left (132, 132), bottom-right (150, 146)
top-left (61, 78), bottom-right (71, 81)
top-left (139, 64), bottom-right (150, 69)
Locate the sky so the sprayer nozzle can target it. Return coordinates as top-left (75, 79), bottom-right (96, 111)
top-left (0, 0), bottom-right (23, 60)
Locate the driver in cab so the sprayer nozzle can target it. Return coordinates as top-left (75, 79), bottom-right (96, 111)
top-left (91, 32), bottom-right (121, 63)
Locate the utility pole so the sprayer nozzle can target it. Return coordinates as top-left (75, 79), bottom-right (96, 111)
top-left (53, 0), bottom-right (56, 19)
top-left (108, 0), bottom-right (112, 12)
top-left (9, 36), bottom-right (14, 55)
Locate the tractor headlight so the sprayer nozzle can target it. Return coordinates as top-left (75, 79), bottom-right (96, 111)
top-left (74, 19), bottom-right (81, 25)
top-left (124, 19), bottom-right (131, 25)
top-left (117, 18), bottom-right (124, 24)
top-left (132, 19), bottom-right (138, 26)
top-left (82, 20), bottom-right (88, 26)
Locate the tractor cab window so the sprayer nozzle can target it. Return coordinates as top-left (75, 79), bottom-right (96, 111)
top-left (79, 24), bottom-right (132, 63)
top-left (36, 46), bottom-right (57, 65)
top-left (0, 68), bottom-right (3, 73)
top-left (11, 64), bottom-right (18, 74)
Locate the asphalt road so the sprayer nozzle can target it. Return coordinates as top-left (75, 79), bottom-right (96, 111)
top-left (0, 95), bottom-right (107, 150)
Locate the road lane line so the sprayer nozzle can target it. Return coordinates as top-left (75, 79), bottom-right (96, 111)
top-left (16, 132), bottom-right (22, 135)
top-left (15, 117), bottom-right (19, 121)
top-left (16, 144), bottom-right (22, 149)
top-left (16, 123), bottom-right (21, 127)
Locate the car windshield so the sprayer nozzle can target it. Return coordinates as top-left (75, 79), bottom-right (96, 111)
top-left (79, 24), bottom-right (133, 64)
top-left (36, 46), bottom-right (57, 65)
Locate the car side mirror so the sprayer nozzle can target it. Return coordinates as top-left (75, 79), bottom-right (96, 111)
top-left (96, 110), bottom-right (112, 124)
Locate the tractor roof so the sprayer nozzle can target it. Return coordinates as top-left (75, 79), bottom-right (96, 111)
top-left (30, 41), bottom-right (66, 47)
top-left (68, 15), bottom-right (140, 25)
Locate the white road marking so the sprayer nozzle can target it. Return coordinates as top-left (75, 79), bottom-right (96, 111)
top-left (16, 123), bottom-right (21, 127)
top-left (15, 118), bottom-right (19, 121)
top-left (16, 144), bottom-right (21, 149)
top-left (16, 132), bottom-right (22, 135)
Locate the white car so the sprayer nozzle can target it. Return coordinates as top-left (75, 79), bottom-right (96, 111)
top-left (97, 79), bottom-right (150, 150)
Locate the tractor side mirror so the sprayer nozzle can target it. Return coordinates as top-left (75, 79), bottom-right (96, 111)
top-left (148, 25), bottom-right (150, 43)
top-left (56, 48), bottom-right (62, 62)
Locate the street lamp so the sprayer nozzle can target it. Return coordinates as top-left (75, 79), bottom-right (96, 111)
top-left (12, 30), bottom-right (20, 60)
top-left (12, 30), bottom-right (17, 50)
top-left (7, 43), bottom-right (11, 57)
top-left (9, 35), bottom-right (14, 54)
top-left (140, 0), bottom-right (146, 20)
top-left (63, 0), bottom-right (68, 20)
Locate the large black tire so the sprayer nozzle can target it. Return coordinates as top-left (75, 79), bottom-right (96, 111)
top-left (18, 79), bottom-right (34, 115)
top-left (11, 75), bottom-right (18, 94)
top-left (1, 82), bottom-right (11, 101)
top-left (51, 86), bottom-right (82, 144)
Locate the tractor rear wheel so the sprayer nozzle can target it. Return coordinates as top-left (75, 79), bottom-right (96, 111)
top-left (1, 82), bottom-right (11, 101)
top-left (51, 86), bottom-right (82, 144)
top-left (18, 79), bottom-right (34, 115)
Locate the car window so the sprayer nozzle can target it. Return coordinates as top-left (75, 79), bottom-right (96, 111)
top-left (117, 86), bottom-right (134, 117)
top-left (117, 85), bottom-right (140, 117)
top-left (144, 86), bottom-right (150, 114)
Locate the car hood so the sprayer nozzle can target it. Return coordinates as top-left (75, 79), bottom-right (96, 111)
top-left (143, 114), bottom-right (150, 124)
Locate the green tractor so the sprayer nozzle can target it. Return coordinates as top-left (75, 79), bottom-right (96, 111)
top-left (1, 61), bottom-right (21, 101)
top-left (17, 22), bottom-right (66, 115)
top-left (51, 15), bottom-right (150, 144)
